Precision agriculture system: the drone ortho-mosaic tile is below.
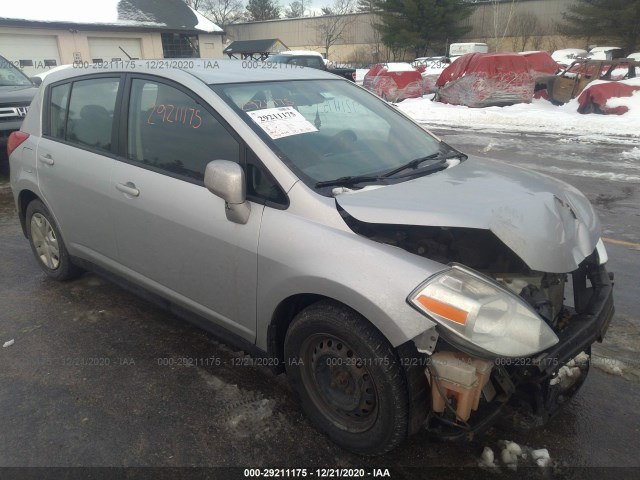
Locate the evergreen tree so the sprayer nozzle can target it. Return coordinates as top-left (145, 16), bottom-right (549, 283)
top-left (558, 0), bottom-right (640, 52)
top-left (356, 0), bottom-right (377, 13)
top-left (246, 0), bottom-right (281, 20)
top-left (375, 0), bottom-right (474, 58)
top-left (285, 0), bottom-right (305, 17)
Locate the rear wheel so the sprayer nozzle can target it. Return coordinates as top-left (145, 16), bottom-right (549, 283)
top-left (284, 300), bottom-right (408, 455)
top-left (25, 199), bottom-right (82, 281)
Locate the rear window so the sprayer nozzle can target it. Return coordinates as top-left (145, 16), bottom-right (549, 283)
top-left (66, 78), bottom-right (120, 152)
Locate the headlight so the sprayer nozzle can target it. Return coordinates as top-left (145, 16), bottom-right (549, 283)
top-left (408, 266), bottom-right (559, 357)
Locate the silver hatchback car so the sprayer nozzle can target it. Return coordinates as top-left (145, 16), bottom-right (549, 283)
top-left (9, 60), bottom-right (614, 455)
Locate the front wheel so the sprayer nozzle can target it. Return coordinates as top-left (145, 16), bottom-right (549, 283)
top-left (284, 300), bottom-right (408, 455)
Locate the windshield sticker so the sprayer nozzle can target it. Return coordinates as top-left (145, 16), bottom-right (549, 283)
top-left (246, 106), bottom-right (318, 139)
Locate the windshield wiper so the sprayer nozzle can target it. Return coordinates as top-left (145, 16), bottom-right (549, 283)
top-left (315, 151), bottom-right (466, 189)
top-left (315, 174), bottom-right (383, 188)
top-left (382, 152), bottom-right (466, 178)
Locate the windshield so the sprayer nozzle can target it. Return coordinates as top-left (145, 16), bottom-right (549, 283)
top-left (0, 56), bottom-right (32, 87)
top-left (267, 55), bottom-right (291, 64)
top-left (213, 79), bottom-right (452, 191)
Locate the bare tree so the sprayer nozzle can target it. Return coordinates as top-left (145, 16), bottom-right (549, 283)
top-left (356, 0), bottom-right (377, 12)
top-left (368, 13), bottom-right (383, 63)
top-left (285, 0), bottom-right (305, 17)
top-left (285, 1), bottom-right (303, 17)
top-left (194, 0), bottom-right (245, 28)
top-left (315, 0), bottom-right (355, 59)
top-left (491, 0), bottom-right (517, 52)
top-left (510, 11), bottom-right (541, 52)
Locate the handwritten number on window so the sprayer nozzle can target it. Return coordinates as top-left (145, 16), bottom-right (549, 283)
top-left (147, 104), bottom-right (202, 129)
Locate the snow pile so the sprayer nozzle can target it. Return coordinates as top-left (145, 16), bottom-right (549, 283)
top-left (0, 0), bottom-right (222, 31)
top-left (606, 82), bottom-right (640, 112)
top-left (531, 449), bottom-right (551, 467)
top-left (479, 441), bottom-right (552, 470)
top-left (550, 351), bottom-right (589, 386)
top-left (500, 441), bottom-right (523, 469)
top-left (622, 147), bottom-right (640, 160)
top-left (478, 446), bottom-right (496, 468)
top-left (383, 62), bottom-right (418, 72)
top-left (2, 0), bottom-right (121, 23)
top-left (592, 355), bottom-right (624, 376)
top-left (399, 94), bottom-right (640, 138)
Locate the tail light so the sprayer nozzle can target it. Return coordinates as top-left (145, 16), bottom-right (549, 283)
top-left (7, 131), bottom-right (29, 157)
top-left (351, 71), bottom-right (356, 81)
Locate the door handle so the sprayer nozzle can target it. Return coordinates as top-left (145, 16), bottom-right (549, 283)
top-left (116, 182), bottom-right (140, 197)
top-left (38, 153), bottom-right (54, 166)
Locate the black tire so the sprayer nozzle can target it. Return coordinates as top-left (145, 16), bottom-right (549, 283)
top-left (284, 300), bottom-right (408, 455)
top-left (25, 199), bottom-right (83, 281)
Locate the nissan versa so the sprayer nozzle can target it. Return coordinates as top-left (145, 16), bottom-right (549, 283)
top-left (8, 61), bottom-right (614, 455)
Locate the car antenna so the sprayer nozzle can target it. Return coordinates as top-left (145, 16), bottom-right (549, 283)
top-left (119, 46), bottom-right (133, 60)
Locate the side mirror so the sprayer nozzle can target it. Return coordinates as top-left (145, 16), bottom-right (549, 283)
top-left (204, 160), bottom-right (251, 224)
top-left (31, 76), bottom-right (42, 87)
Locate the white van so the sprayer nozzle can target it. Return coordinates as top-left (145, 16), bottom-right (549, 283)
top-left (449, 42), bottom-right (489, 58)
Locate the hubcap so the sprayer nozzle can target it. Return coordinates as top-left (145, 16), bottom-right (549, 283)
top-left (30, 213), bottom-right (60, 270)
top-left (301, 334), bottom-right (378, 432)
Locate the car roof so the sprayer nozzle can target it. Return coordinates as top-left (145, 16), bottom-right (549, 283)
top-left (275, 50), bottom-right (324, 57)
top-left (40, 59), bottom-right (338, 86)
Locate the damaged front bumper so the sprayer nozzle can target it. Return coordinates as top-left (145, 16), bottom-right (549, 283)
top-left (421, 264), bottom-right (614, 440)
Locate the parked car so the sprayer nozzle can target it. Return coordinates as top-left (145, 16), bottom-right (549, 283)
top-left (413, 57), bottom-right (451, 94)
top-left (363, 63), bottom-right (424, 102)
top-left (519, 51), bottom-right (561, 94)
top-left (577, 78), bottom-right (640, 114)
top-left (267, 50), bottom-right (356, 81)
top-left (9, 60), bottom-right (614, 455)
top-left (1, 55), bottom-right (40, 150)
top-left (448, 42), bottom-right (489, 60)
top-left (586, 46), bottom-right (624, 60)
top-left (544, 58), bottom-right (640, 105)
top-left (435, 53), bottom-right (535, 107)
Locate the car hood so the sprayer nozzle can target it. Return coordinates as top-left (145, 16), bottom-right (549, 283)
top-left (0, 85), bottom-right (39, 102)
top-left (335, 156), bottom-right (600, 273)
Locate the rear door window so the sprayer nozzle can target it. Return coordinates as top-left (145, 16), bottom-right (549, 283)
top-left (66, 78), bottom-right (120, 152)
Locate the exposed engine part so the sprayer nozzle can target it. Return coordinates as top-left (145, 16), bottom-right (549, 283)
top-left (427, 351), bottom-right (493, 422)
top-left (338, 211), bottom-right (529, 273)
top-left (496, 272), bottom-right (567, 328)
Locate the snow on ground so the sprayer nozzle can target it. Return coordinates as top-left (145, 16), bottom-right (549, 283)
top-left (399, 92), bottom-right (640, 139)
top-left (479, 441), bottom-right (552, 470)
top-left (622, 147), bottom-right (640, 160)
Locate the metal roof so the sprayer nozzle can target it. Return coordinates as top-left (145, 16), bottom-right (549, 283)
top-left (0, 0), bottom-right (222, 33)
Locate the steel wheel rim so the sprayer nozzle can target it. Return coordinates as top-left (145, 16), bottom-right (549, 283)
top-left (300, 334), bottom-right (378, 432)
top-left (30, 213), bottom-right (60, 270)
